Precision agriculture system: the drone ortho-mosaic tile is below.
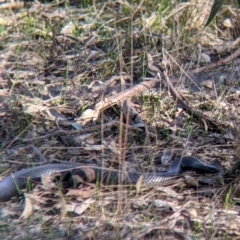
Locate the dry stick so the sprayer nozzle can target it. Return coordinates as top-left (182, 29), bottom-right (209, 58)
top-left (191, 47), bottom-right (240, 74)
top-left (22, 121), bottom-right (118, 143)
top-left (0, 2), bottom-right (25, 10)
top-left (160, 70), bottom-right (226, 132)
top-left (163, 48), bottom-right (240, 131)
top-left (95, 79), bottom-right (159, 112)
top-left (133, 200), bottom-right (193, 238)
top-left (1, 124), bottom-right (33, 155)
top-left (146, 52), bottom-right (226, 132)
top-left (22, 80), bottom-right (159, 143)
top-left (22, 121), bottom-right (153, 143)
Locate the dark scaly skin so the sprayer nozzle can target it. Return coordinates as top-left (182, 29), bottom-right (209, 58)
top-left (0, 157), bottom-right (219, 201)
top-left (0, 163), bottom-right (81, 202)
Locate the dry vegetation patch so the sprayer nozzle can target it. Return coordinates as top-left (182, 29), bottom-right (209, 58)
top-left (0, 0), bottom-right (240, 239)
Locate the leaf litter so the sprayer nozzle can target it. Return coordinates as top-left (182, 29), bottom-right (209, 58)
top-left (0, 0), bottom-right (240, 239)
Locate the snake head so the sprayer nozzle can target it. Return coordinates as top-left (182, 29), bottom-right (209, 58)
top-left (168, 156), bottom-right (220, 174)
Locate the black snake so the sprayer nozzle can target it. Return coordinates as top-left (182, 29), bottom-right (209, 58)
top-left (0, 156), bottom-right (219, 201)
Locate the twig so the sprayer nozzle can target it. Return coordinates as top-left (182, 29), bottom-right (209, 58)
top-left (191, 47), bottom-right (240, 74)
top-left (0, 1), bottom-right (25, 9)
top-left (95, 79), bottom-right (159, 112)
top-left (160, 71), bottom-right (225, 132)
top-left (21, 121), bottom-right (154, 143)
top-left (146, 53), bottom-right (227, 132)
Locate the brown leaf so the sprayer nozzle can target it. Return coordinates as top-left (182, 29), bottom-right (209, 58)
top-left (73, 199), bottom-right (95, 215)
top-left (41, 174), bottom-right (57, 190)
top-left (66, 187), bottom-right (95, 199)
top-left (80, 166), bottom-right (97, 182)
top-left (136, 175), bottom-right (144, 194)
top-left (20, 196), bottom-right (34, 219)
top-left (156, 187), bottom-right (184, 200)
top-left (20, 194), bottom-right (41, 219)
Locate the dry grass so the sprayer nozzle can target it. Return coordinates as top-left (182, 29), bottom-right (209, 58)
top-left (0, 0), bottom-right (240, 239)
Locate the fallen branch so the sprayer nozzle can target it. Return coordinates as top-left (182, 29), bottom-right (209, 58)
top-left (191, 47), bottom-right (240, 74)
top-left (0, 1), bottom-right (25, 10)
top-left (146, 53), bottom-right (227, 132)
top-left (161, 71), bottom-right (226, 132)
top-left (21, 120), bottom-right (154, 143)
top-left (95, 79), bottom-right (159, 112)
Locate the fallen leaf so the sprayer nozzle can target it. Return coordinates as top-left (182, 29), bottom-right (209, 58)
top-left (66, 187), bottom-right (95, 199)
top-left (73, 199), bottom-right (95, 215)
top-left (136, 175), bottom-right (144, 194)
top-left (20, 194), bottom-right (41, 219)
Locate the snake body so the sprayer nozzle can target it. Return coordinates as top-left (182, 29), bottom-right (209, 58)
top-left (0, 156), bottom-right (219, 201)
